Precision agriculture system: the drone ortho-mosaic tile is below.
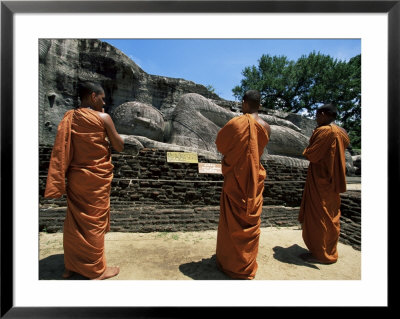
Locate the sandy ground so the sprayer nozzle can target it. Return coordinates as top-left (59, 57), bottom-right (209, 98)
top-left (39, 226), bottom-right (361, 280)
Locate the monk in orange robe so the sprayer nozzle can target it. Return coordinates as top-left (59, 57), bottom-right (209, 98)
top-left (298, 103), bottom-right (350, 264)
top-left (215, 90), bottom-right (271, 279)
top-left (44, 81), bottom-right (124, 280)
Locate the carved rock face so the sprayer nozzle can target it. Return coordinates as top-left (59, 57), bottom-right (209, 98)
top-left (39, 39), bottom-right (355, 173)
top-left (168, 93), bottom-right (233, 154)
top-left (112, 101), bottom-right (165, 141)
top-left (39, 38), bottom-right (219, 146)
top-left (267, 125), bottom-right (309, 157)
top-left (164, 93), bottom-right (311, 159)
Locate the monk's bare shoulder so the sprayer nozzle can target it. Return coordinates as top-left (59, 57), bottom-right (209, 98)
top-left (98, 112), bottom-right (116, 128)
top-left (256, 117), bottom-right (271, 137)
top-left (97, 112), bottom-right (111, 121)
top-left (96, 111), bottom-right (124, 152)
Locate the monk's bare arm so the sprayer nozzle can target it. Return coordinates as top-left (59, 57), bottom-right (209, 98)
top-left (263, 121), bottom-right (271, 138)
top-left (256, 117), bottom-right (271, 137)
top-left (99, 113), bottom-right (124, 152)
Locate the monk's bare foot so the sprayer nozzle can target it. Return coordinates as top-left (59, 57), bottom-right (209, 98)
top-left (299, 252), bottom-right (336, 264)
top-left (299, 252), bottom-right (320, 263)
top-left (93, 266), bottom-right (120, 280)
top-left (62, 269), bottom-right (75, 279)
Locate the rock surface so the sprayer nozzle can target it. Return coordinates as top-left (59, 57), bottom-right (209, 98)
top-left (112, 101), bottom-right (165, 141)
top-left (166, 93), bottom-right (311, 160)
top-left (39, 38), bottom-right (355, 172)
top-left (352, 155), bottom-right (361, 176)
top-left (39, 39), bottom-right (220, 145)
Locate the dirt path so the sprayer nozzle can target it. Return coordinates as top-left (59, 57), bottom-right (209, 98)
top-left (39, 226), bottom-right (361, 280)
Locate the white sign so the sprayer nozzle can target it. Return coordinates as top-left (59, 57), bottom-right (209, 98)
top-left (198, 163), bottom-right (222, 174)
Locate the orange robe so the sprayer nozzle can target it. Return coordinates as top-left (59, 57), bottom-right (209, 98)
top-left (215, 114), bottom-right (269, 279)
top-left (44, 108), bottom-right (114, 279)
top-left (298, 124), bottom-right (350, 263)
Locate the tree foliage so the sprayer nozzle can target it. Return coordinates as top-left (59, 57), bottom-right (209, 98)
top-left (232, 52), bottom-right (361, 149)
top-left (206, 84), bottom-right (216, 94)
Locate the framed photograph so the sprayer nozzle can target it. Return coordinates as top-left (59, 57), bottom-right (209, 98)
top-left (1, 0), bottom-right (396, 316)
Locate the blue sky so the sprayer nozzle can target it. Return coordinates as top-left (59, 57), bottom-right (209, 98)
top-left (101, 39), bottom-right (361, 101)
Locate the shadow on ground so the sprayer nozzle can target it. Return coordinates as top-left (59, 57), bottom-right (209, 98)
top-left (272, 244), bottom-right (320, 270)
top-left (39, 254), bottom-right (88, 280)
top-left (179, 254), bottom-right (232, 280)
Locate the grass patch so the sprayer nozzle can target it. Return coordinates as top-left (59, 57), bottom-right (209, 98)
top-left (155, 232), bottom-right (169, 238)
top-left (155, 232), bottom-right (180, 241)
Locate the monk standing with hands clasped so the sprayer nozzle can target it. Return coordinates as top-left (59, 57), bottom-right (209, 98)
top-left (215, 90), bottom-right (271, 279)
top-left (298, 103), bottom-right (350, 264)
top-left (44, 81), bottom-right (124, 279)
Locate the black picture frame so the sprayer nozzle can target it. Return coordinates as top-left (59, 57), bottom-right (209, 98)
top-left (1, 0), bottom-right (396, 317)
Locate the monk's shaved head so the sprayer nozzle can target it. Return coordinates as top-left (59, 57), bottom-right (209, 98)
top-left (317, 103), bottom-right (337, 119)
top-left (78, 81), bottom-right (104, 101)
top-left (243, 90), bottom-right (261, 111)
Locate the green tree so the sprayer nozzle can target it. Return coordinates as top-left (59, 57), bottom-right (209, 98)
top-left (233, 51), bottom-right (361, 149)
top-left (340, 54), bottom-right (361, 150)
top-left (206, 84), bottom-right (216, 94)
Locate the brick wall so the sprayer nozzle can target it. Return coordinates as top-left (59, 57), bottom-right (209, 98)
top-left (39, 146), bottom-right (361, 250)
top-left (40, 146), bottom-right (308, 207)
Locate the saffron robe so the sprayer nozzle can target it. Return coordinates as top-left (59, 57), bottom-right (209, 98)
top-left (298, 124), bottom-right (350, 263)
top-left (215, 114), bottom-right (269, 279)
top-left (44, 108), bottom-right (114, 279)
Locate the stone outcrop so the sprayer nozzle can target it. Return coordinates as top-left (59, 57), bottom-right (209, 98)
top-left (168, 93), bottom-right (233, 155)
top-left (352, 155), bottom-right (361, 176)
top-left (265, 125), bottom-right (309, 157)
top-left (39, 39), bottom-right (220, 146)
top-left (112, 92), bottom-right (312, 163)
top-left (39, 38), bottom-right (355, 173)
top-left (112, 101), bottom-right (165, 141)
top-left (267, 109), bottom-right (316, 138)
top-left (121, 134), bottom-right (221, 160)
top-left (166, 93), bottom-right (311, 160)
